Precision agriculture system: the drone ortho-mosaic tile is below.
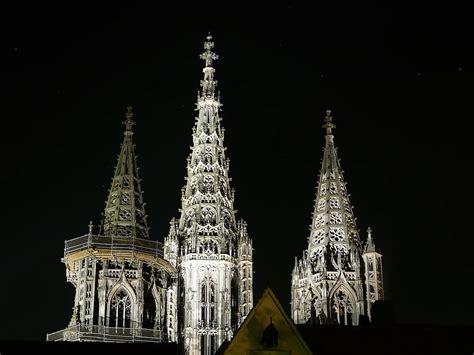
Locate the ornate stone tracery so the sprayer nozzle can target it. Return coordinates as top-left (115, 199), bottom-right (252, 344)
top-left (291, 111), bottom-right (384, 326)
top-left (110, 289), bottom-right (132, 328)
top-left (48, 108), bottom-right (175, 343)
top-left (331, 290), bottom-right (354, 325)
top-left (164, 34), bottom-right (253, 355)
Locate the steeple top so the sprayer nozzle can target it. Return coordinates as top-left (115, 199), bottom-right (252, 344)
top-left (103, 107), bottom-right (149, 239)
top-left (123, 106), bottom-right (135, 136)
top-left (200, 33), bottom-right (219, 67)
top-left (365, 227), bottom-right (376, 253)
top-left (322, 109), bottom-right (336, 135)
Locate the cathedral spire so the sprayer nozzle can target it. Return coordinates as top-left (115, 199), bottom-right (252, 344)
top-left (291, 110), bottom-right (368, 326)
top-left (164, 34), bottom-right (253, 354)
top-left (308, 110), bottom-right (360, 260)
top-left (176, 33), bottom-right (237, 251)
top-left (102, 106), bottom-right (149, 239)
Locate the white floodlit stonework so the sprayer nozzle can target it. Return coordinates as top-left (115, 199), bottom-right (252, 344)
top-left (291, 111), bottom-right (383, 326)
top-left (164, 35), bottom-right (253, 355)
top-left (47, 36), bottom-right (253, 354)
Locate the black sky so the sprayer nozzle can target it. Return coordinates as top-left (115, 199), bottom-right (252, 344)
top-left (2, 2), bottom-right (474, 340)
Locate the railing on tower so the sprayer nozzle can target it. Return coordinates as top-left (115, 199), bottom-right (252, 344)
top-left (46, 323), bottom-right (164, 342)
top-left (63, 234), bottom-right (164, 259)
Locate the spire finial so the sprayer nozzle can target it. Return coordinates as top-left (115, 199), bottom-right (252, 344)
top-left (322, 109), bottom-right (336, 135)
top-left (123, 106), bottom-right (135, 135)
top-left (367, 226), bottom-right (372, 238)
top-left (200, 33), bottom-right (218, 67)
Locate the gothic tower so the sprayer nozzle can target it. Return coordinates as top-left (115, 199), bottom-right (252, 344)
top-left (47, 107), bottom-right (175, 342)
top-left (291, 110), bottom-right (383, 326)
top-left (164, 35), bottom-right (253, 355)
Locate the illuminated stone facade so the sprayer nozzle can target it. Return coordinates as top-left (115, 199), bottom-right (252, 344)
top-left (291, 111), bottom-right (383, 326)
top-left (48, 36), bottom-right (253, 352)
top-left (164, 35), bottom-right (253, 355)
top-left (47, 108), bottom-right (176, 342)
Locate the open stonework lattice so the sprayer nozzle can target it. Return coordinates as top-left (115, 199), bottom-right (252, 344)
top-left (164, 35), bottom-right (253, 355)
top-left (291, 111), bottom-right (384, 326)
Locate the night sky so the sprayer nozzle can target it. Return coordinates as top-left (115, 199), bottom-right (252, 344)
top-left (2, 3), bottom-right (473, 340)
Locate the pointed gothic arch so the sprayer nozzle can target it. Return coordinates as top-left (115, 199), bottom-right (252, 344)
top-left (328, 282), bottom-right (357, 325)
top-left (107, 275), bottom-right (137, 328)
top-left (109, 288), bottom-right (133, 328)
top-left (330, 288), bottom-right (355, 325)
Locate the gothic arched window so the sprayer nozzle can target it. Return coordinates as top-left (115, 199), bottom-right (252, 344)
top-left (200, 278), bottom-right (217, 328)
top-left (110, 289), bottom-right (132, 328)
top-left (331, 290), bottom-right (354, 325)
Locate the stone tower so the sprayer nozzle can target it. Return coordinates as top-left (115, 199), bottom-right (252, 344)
top-left (47, 107), bottom-right (175, 342)
top-left (164, 35), bottom-right (253, 355)
top-left (291, 110), bottom-right (383, 326)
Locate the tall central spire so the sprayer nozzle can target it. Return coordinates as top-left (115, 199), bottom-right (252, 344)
top-left (180, 33), bottom-right (235, 244)
top-left (164, 34), bottom-right (253, 355)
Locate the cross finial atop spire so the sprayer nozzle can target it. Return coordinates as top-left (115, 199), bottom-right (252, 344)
top-left (200, 33), bottom-right (218, 67)
top-left (322, 109), bottom-right (336, 135)
top-left (123, 106), bottom-right (135, 135)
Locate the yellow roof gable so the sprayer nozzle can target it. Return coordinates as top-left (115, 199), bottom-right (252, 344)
top-left (220, 288), bottom-right (312, 354)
